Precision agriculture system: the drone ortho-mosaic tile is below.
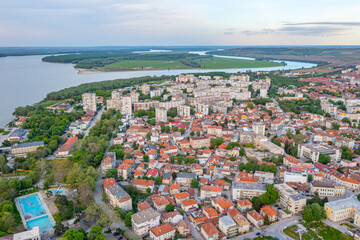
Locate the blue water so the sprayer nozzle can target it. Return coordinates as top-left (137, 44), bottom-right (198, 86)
top-left (50, 189), bottom-right (67, 195)
top-left (27, 215), bottom-right (54, 233)
top-left (18, 194), bottom-right (47, 220)
top-left (17, 193), bottom-right (55, 233)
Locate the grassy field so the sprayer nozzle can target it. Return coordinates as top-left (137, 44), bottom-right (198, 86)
top-left (100, 60), bottom-right (192, 71)
top-left (193, 57), bottom-right (283, 69)
top-left (99, 57), bottom-right (283, 71)
top-left (284, 222), bottom-right (354, 240)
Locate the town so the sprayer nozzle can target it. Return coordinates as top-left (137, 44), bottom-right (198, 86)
top-left (3, 67), bottom-right (360, 240)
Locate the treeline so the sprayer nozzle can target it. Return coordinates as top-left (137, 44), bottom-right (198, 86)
top-left (44, 75), bottom-right (173, 101)
top-left (42, 52), bottom-right (208, 69)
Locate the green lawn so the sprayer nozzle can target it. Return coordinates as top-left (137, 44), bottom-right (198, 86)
top-left (284, 222), bottom-right (354, 240)
top-left (193, 57), bottom-right (283, 69)
top-left (100, 60), bottom-right (192, 71)
top-left (99, 57), bottom-right (284, 71)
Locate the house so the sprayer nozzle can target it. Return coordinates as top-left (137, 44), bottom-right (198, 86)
top-left (201, 222), bottom-right (220, 240)
top-left (260, 205), bottom-right (278, 222)
top-left (153, 197), bottom-right (170, 212)
top-left (211, 197), bottom-right (234, 214)
top-left (181, 199), bottom-right (198, 212)
top-left (176, 172), bottom-right (197, 187)
top-left (219, 215), bottom-right (238, 237)
top-left (170, 183), bottom-right (180, 195)
top-left (237, 200), bottom-right (253, 212)
top-left (203, 207), bottom-right (220, 219)
top-left (137, 201), bottom-right (152, 211)
top-left (132, 208), bottom-right (161, 236)
top-left (246, 210), bottom-right (264, 228)
top-left (175, 192), bottom-right (190, 205)
top-left (117, 159), bottom-right (136, 180)
top-left (200, 186), bottom-right (223, 200)
top-left (56, 137), bottom-right (78, 156)
top-left (146, 169), bottom-right (159, 178)
top-left (161, 210), bottom-right (183, 224)
top-left (149, 223), bottom-right (176, 240)
top-left (132, 179), bottom-right (155, 193)
top-left (176, 220), bottom-right (191, 236)
top-left (162, 173), bottom-right (173, 185)
top-left (227, 208), bottom-right (250, 234)
top-left (101, 152), bottom-right (116, 175)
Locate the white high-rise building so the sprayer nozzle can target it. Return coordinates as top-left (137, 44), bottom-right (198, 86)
top-left (82, 93), bottom-right (97, 112)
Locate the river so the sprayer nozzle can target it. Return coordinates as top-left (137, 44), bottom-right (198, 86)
top-left (0, 54), bottom-right (316, 127)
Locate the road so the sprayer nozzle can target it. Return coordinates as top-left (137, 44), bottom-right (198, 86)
top-left (183, 213), bottom-right (203, 240)
top-left (233, 216), bottom-right (301, 240)
top-left (84, 106), bottom-right (105, 137)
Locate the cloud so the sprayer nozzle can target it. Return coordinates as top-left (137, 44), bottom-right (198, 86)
top-left (284, 22), bottom-right (360, 26)
top-left (224, 32), bottom-right (234, 35)
top-left (240, 23), bottom-right (350, 37)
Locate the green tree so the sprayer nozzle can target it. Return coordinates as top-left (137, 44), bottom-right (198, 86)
top-left (307, 174), bottom-right (313, 182)
top-left (54, 222), bottom-right (69, 235)
top-left (105, 168), bottom-right (117, 179)
top-left (180, 128), bottom-right (185, 134)
top-left (155, 176), bottom-right (162, 185)
top-left (264, 214), bottom-right (271, 225)
top-left (125, 212), bottom-right (133, 228)
top-left (245, 162), bottom-right (252, 172)
top-left (239, 146), bottom-right (245, 156)
top-left (260, 185), bottom-right (279, 205)
top-left (252, 162), bottom-right (259, 172)
top-left (146, 132), bottom-right (152, 140)
top-left (143, 154), bottom-right (149, 162)
top-left (196, 131), bottom-right (200, 137)
top-left (318, 154), bottom-right (331, 164)
top-left (260, 163), bottom-right (269, 172)
top-left (331, 122), bottom-right (340, 130)
top-left (88, 225), bottom-right (106, 240)
top-left (114, 206), bottom-right (127, 220)
top-left (165, 204), bottom-right (175, 212)
top-left (62, 228), bottom-right (87, 240)
top-left (269, 165), bottom-right (277, 174)
top-left (190, 179), bottom-right (199, 188)
top-left (239, 162), bottom-right (245, 171)
top-left (251, 197), bottom-right (262, 211)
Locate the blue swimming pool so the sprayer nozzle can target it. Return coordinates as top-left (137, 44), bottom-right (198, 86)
top-left (16, 193), bottom-right (55, 233)
top-left (50, 189), bottom-right (68, 195)
top-left (18, 194), bottom-right (47, 220)
top-left (27, 215), bottom-right (54, 233)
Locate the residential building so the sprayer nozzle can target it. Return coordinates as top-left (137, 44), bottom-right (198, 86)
top-left (117, 159), bottom-right (136, 180)
top-left (131, 208), bottom-right (161, 236)
top-left (310, 181), bottom-right (345, 197)
top-left (153, 197), bottom-right (170, 212)
top-left (132, 179), bottom-right (155, 193)
top-left (101, 152), bottom-right (116, 175)
top-left (325, 198), bottom-right (360, 226)
top-left (189, 137), bottom-right (210, 149)
top-left (105, 183), bottom-right (132, 211)
top-left (149, 223), bottom-right (176, 240)
top-left (246, 210), bottom-right (264, 228)
top-left (227, 209), bottom-right (250, 234)
top-left (82, 93), bottom-right (97, 112)
top-left (0, 226), bottom-right (41, 240)
top-left (176, 220), bottom-right (191, 236)
top-left (56, 137), bottom-right (78, 156)
top-left (232, 182), bottom-right (266, 200)
top-left (200, 186), bottom-right (223, 200)
top-left (11, 141), bottom-right (45, 157)
top-left (211, 196), bottom-right (234, 214)
top-left (260, 205), bottom-right (278, 222)
top-left (161, 210), bottom-right (183, 224)
top-left (298, 143), bottom-right (341, 162)
top-left (175, 172), bottom-right (197, 187)
top-left (275, 184), bottom-right (307, 214)
top-left (201, 223), bottom-right (220, 240)
top-left (237, 200), bottom-right (253, 212)
top-left (181, 199), bottom-right (198, 212)
top-left (252, 122), bottom-right (265, 136)
top-left (254, 171), bottom-right (275, 184)
top-left (177, 105), bottom-right (191, 118)
top-left (155, 107), bottom-right (167, 122)
top-left (219, 215), bottom-right (238, 237)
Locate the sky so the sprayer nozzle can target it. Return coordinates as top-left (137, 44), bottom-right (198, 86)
top-left (1, 0), bottom-right (360, 46)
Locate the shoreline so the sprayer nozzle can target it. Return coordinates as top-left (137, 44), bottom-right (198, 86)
top-left (75, 63), bottom-right (285, 74)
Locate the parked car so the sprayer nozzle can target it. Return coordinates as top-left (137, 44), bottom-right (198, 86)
top-left (256, 232), bottom-right (261, 236)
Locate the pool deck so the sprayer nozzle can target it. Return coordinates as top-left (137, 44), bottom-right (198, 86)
top-left (15, 192), bottom-right (56, 232)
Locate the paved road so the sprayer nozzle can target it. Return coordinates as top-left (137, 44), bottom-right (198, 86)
top-left (233, 216), bottom-right (301, 240)
top-left (84, 106), bottom-right (105, 137)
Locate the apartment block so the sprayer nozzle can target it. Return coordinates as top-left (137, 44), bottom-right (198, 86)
top-left (82, 93), bottom-right (97, 112)
top-left (274, 184), bottom-right (306, 214)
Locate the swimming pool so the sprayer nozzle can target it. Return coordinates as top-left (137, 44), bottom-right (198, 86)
top-left (50, 189), bottom-right (68, 195)
top-left (27, 215), bottom-right (54, 233)
top-left (16, 193), bottom-right (55, 233)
